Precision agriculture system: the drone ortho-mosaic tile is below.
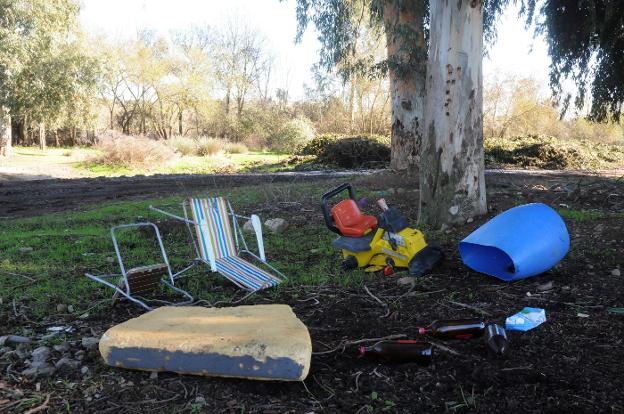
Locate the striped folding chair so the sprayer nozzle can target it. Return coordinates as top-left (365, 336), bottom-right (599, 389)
top-left (150, 197), bottom-right (286, 291)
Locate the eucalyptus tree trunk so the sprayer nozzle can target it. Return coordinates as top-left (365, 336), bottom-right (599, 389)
top-left (39, 122), bottom-right (46, 150)
top-left (419, 0), bottom-right (487, 227)
top-left (382, 0), bottom-right (427, 171)
top-left (0, 108), bottom-right (11, 157)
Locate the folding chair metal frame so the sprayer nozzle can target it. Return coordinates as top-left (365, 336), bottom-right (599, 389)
top-left (150, 198), bottom-right (287, 291)
top-left (85, 222), bottom-right (194, 310)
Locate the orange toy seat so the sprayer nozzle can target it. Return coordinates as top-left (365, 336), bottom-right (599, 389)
top-left (331, 199), bottom-right (378, 237)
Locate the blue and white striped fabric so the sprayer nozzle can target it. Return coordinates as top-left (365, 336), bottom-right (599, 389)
top-left (216, 256), bottom-right (281, 291)
top-left (189, 198), bottom-right (237, 260)
top-left (189, 197), bottom-right (281, 291)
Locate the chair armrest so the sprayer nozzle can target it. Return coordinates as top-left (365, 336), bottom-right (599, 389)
top-left (250, 214), bottom-right (266, 262)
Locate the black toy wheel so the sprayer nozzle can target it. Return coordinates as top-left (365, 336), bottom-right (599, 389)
top-left (341, 255), bottom-right (358, 270)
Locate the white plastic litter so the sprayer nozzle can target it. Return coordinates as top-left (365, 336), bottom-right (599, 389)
top-left (505, 307), bottom-right (546, 332)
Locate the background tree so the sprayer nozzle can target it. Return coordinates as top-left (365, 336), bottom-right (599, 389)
top-left (293, 0), bottom-right (428, 170)
top-left (0, 0), bottom-right (99, 150)
top-left (522, 0), bottom-right (624, 121)
top-left (0, 107), bottom-right (10, 156)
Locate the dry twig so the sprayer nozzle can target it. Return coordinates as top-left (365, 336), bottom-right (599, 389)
top-left (313, 334), bottom-right (406, 355)
top-left (24, 394), bottom-right (50, 414)
top-left (363, 285), bottom-right (390, 317)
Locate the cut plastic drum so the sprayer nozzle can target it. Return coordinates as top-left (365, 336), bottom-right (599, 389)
top-left (459, 203), bottom-right (570, 281)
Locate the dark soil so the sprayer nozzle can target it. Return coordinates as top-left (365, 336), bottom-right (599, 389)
top-left (1, 170), bottom-right (624, 413)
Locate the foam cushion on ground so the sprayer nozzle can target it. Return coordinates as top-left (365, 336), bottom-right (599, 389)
top-left (99, 305), bottom-right (311, 381)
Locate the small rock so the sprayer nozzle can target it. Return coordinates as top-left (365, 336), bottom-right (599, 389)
top-left (19, 247), bottom-right (33, 253)
top-left (22, 361), bottom-right (55, 378)
top-left (106, 256), bottom-right (116, 263)
top-left (1, 335), bottom-right (31, 346)
top-left (81, 337), bottom-right (99, 351)
top-left (56, 304), bottom-right (68, 313)
top-left (149, 371), bottom-right (158, 380)
top-left (526, 291), bottom-right (532, 297)
top-left (396, 277), bottom-right (416, 287)
top-left (611, 268), bottom-right (621, 277)
top-left (14, 344), bottom-right (30, 360)
top-left (577, 313), bottom-right (590, 318)
top-left (54, 343), bottom-right (71, 353)
top-left (67, 305), bottom-right (75, 313)
top-left (242, 220), bottom-right (255, 233)
top-left (466, 217), bottom-right (474, 223)
top-left (264, 218), bottom-right (288, 234)
top-left (536, 281), bottom-right (554, 292)
top-left (55, 357), bottom-right (81, 370)
top-left (195, 396), bottom-right (207, 406)
top-left (31, 346), bottom-right (51, 363)
top-left (80, 366), bottom-right (90, 375)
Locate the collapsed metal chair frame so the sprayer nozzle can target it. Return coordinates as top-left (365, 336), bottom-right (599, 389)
top-left (85, 222), bottom-right (194, 310)
top-left (149, 197), bottom-right (287, 291)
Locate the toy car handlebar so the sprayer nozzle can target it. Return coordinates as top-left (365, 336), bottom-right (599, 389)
top-left (320, 183), bottom-right (356, 235)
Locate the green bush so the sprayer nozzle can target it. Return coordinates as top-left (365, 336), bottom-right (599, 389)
top-left (269, 117), bottom-right (316, 152)
top-left (315, 136), bottom-right (390, 168)
top-left (298, 133), bottom-right (340, 155)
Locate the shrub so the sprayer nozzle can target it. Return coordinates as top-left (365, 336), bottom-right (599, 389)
top-left (484, 135), bottom-right (624, 169)
top-left (315, 136), bottom-right (390, 168)
top-left (298, 133), bottom-right (340, 155)
top-left (195, 137), bottom-right (224, 156)
top-left (93, 134), bottom-right (176, 169)
top-left (269, 117), bottom-right (316, 152)
top-left (168, 136), bottom-right (197, 156)
top-left (241, 133), bottom-right (268, 151)
top-left (225, 142), bottom-right (248, 154)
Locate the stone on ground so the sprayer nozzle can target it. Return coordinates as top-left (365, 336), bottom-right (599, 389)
top-left (99, 305), bottom-right (311, 381)
top-left (264, 218), bottom-right (288, 234)
top-left (242, 220), bottom-right (255, 233)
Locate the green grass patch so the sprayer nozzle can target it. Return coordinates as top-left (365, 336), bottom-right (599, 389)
top-left (0, 181), bottom-right (375, 318)
top-left (77, 151), bottom-right (288, 176)
top-left (558, 209), bottom-right (606, 221)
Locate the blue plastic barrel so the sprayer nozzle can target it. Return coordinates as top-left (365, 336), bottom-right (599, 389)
top-left (459, 203), bottom-right (569, 281)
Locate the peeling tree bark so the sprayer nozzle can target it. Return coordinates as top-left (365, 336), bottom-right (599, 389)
top-left (419, 0), bottom-right (487, 227)
top-left (0, 108), bottom-right (11, 157)
top-left (382, 0), bottom-right (427, 171)
top-left (39, 122), bottom-right (46, 150)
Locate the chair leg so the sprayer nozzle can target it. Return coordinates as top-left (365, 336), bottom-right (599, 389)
top-left (85, 272), bottom-right (193, 310)
top-left (85, 273), bottom-right (152, 310)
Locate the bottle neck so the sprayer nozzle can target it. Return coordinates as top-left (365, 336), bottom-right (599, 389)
top-left (358, 345), bottom-right (371, 356)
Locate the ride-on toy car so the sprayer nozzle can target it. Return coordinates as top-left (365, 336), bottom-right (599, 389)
top-left (321, 183), bottom-right (443, 276)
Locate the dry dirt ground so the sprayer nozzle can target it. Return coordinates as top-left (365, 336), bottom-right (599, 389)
top-left (1, 170), bottom-right (623, 413)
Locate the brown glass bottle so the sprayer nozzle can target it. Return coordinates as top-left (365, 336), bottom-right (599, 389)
top-left (418, 318), bottom-right (486, 340)
top-left (358, 340), bottom-right (433, 365)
